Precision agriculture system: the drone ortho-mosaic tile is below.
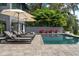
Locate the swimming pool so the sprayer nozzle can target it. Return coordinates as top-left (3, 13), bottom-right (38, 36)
top-left (42, 33), bottom-right (79, 44)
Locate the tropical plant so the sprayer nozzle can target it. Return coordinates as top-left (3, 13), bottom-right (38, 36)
top-left (23, 3), bottom-right (79, 34)
top-left (0, 20), bottom-right (5, 34)
top-left (33, 8), bottom-right (67, 27)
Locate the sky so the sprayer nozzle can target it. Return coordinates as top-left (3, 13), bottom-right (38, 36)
top-left (74, 5), bottom-right (79, 19)
top-left (75, 11), bottom-right (79, 19)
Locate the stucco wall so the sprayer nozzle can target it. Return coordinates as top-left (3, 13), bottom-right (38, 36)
top-left (25, 27), bottom-right (64, 33)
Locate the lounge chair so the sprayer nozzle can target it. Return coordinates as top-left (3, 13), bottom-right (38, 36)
top-left (13, 31), bottom-right (35, 39)
top-left (0, 33), bottom-right (7, 43)
top-left (4, 31), bottom-right (34, 43)
top-left (0, 37), bottom-right (7, 43)
top-left (13, 31), bottom-right (23, 36)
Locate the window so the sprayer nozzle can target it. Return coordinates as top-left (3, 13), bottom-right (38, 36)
top-left (0, 3), bottom-right (7, 6)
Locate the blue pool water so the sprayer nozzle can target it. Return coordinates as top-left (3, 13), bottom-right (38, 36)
top-left (42, 34), bottom-right (79, 44)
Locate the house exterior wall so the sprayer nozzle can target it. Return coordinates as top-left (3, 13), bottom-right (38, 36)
top-left (0, 3), bottom-right (23, 31)
top-left (0, 4), bottom-right (11, 31)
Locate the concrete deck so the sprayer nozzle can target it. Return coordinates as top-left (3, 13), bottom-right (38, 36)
top-left (0, 35), bottom-right (79, 56)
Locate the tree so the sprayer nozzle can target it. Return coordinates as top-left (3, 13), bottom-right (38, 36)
top-left (22, 3), bottom-right (43, 13)
top-left (48, 3), bottom-right (65, 10)
top-left (65, 3), bottom-right (79, 34)
top-left (65, 3), bottom-right (79, 15)
top-left (33, 8), bottom-right (67, 27)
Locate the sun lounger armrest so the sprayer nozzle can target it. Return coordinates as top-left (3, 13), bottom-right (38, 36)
top-left (11, 35), bottom-right (17, 39)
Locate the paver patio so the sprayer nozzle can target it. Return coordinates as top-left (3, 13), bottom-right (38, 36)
top-left (0, 35), bottom-right (79, 56)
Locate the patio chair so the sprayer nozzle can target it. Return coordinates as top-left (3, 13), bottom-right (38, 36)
top-left (4, 31), bottom-right (33, 43)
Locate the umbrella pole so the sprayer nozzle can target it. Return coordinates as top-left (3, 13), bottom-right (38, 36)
top-left (17, 12), bottom-right (20, 33)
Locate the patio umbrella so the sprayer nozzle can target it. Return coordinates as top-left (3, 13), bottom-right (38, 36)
top-left (1, 9), bottom-right (34, 18)
top-left (1, 9), bottom-right (35, 32)
top-left (12, 17), bottom-right (36, 22)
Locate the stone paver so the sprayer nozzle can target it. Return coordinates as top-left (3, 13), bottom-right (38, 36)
top-left (0, 35), bottom-right (79, 56)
